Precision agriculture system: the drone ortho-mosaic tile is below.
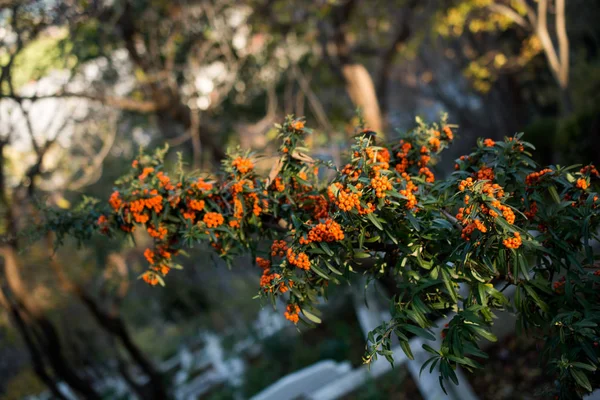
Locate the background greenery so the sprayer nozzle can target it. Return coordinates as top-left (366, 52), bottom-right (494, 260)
top-left (0, 0), bottom-right (599, 398)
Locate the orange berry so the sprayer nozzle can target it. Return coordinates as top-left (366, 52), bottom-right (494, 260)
top-left (232, 157), bottom-right (254, 174)
top-left (576, 178), bottom-right (589, 190)
top-left (203, 212), bottom-right (224, 228)
top-left (284, 304), bottom-right (300, 324)
top-left (370, 175), bottom-right (392, 198)
top-left (109, 191), bottom-right (122, 211)
top-left (502, 232), bottom-right (522, 249)
top-left (144, 248), bottom-right (155, 265)
top-left (142, 271), bottom-right (159, 286)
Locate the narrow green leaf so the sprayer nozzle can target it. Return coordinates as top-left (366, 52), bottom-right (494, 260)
top-left (572, 362), bottom-right (597, 372)
top-left (470, 326), bottom-right (497, 342)
top-left (422, 344), bottom-right (441, 355)
top-left (323, 259), bottom-right (343, 275)
top-left (403, 324), bottom-right (435, 341)
top-left (400, 340), bottom-right (414, 360)
top-left (367, 212), bottom-right (383, 230)
top-left (548, 185), bottom-right (561, 204)
top-left (420, 356), bottom-right (437, 377)
top-left (571, 369), bottom-right (593, 392)
top-left (523, 284), bottom-right (550, 313)
top-left (406, 212), bottom-right (421, 231)
top-left (310, 264), bottom-right (330, 280)
top-left (354, 251), bottom-right (371, 259)
top-left (319, 242), bottom-right (334, 256)
top-left (302, 309), bottom-right (322, 324)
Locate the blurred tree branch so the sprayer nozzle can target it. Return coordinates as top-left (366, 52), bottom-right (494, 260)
top-left (490, 0), bottom-right (572, 113)
top-left (8, 92), bottom-right (160, 112)
top-left (376, 0), bottom-right (418, 116)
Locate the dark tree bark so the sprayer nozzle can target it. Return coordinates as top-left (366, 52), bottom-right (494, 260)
top-left (0, 4), bottom-right (165, 398)
top-left (0, 288), bottom-right (69, 400)
top-left (114, 1), bottom-right (226, 162)
top-left (45, 234), bottom-right (168, 399)
top-left (1, 247), bottom-right (102, 400)
top-left (76, 288), bottom-right (168, 399)
top-left (320, 0), bottom-right (383, 134)
top-left (376, 0), bottom-right (418, 116)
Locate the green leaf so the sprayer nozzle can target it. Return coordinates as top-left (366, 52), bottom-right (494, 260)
top-left (548, 185), bottom-right (561, 204)
top-left (446, 355), bottom-right (481, 370)
top-left (319, 242), bottom-right (334, 256)
top-left (523, 284), bottom-right (549, 313)
top-left (403, 324), bottom-right (435, 341)
top-left (406, 212), bottom-right (421, 231)
top-left (364, 235), bottom-right (381, 243)
top-left (405, 308), bottom-right (428, 328)
top-left (430, 358), bottom-right (439, 374)
top-left (422, 344), bottom-right (441, 355)
top-left (463, 342), bottom-right (488, 359)
top-left (571, 369), bottom-right (593, 392)
top-left (310, 264), bottom-right (330, 280)
top-left (291, 213), bottom-right (302, 229)
top-left (323, 259), bottom-right (343, 275)
top-left (476, 284), bottom-right (487, 307)
top-left (441, 267), bottom-right (458, 304)
top-left (432, 218), bottom-right (454, 230)
top-left (470, 326), bottom-right (497, 342)
top-left (416, 251), bottom-right (433, 270)
top-left (572, 362), bottom-right (597, 372)
top-left (367, 212), bottom-right (383, 230)
top-left (573, 321), bottom-right (597, 329)
top-left (359, 228), bottom-right (365, 249)
top-left (439, 376), bottom-right (448, 395)
top-left (394, 328), bottom-right (409, 342)
top-left (420, 356), bottom-right (438, 377)
top-left (354, 251), bottom-right (371, 259)
top-left (302, 309), bottom-right (322, 324)
top-left (400, 340), bottom-right (414, 360)
top-left (443, 360), bottom-right (459, 385)
top-left (518, 253), bottom-right (530, 281)
top-left (295, 176), bottom-right (311, 186)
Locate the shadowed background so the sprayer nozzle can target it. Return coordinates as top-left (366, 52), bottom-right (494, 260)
top-left (0, 0), bottom-right (599, 399)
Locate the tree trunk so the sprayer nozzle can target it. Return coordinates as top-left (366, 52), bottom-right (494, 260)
top-left (116, 1), bottom-right (225, 163)
top-left (342, 64), bottom-right (383, 133)
top-left (1, 246), bottom-right (102, 400)
top-left (45, 242), bottom-right (168, 399)
top-left (559, 87), bottom-right (574, 116)
top-left (534, 0), bottom-right (572, 116)
top-left (0, 288), bottom-right (69, 400)
top-left (328, 0), bottom-right (383, 136)
top-left (116, 354), bottom-right (148, 399)
top-left (75, 289), bottom-right (169, 399)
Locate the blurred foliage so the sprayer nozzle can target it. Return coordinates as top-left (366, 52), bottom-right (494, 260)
top-left (467, 333), bottom-right (555, 399)
top-left (242, 300), bottom-right (365, 397)
top-left (435, 0), bottom-right (538, 93)
top-left (524, 106), bottom-right (600, 168)
top-left (4, 29), bottom-right (76, 89)
top-left (1, 0), bottom-right (600, 398)
top-left (556, 107), bottom-right (600, 166)
top-left (132, 323), bottom-right (189, 361)
top-left (341, 367), bottom-right (422, 400)
top-left (46, 115), bottom-right (600, 398)
top-left (2, 368), bottom-right (46, 400)
top-left (521, 117), bottom-right (556, 166)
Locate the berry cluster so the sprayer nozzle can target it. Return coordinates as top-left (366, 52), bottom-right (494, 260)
top-left (525, 168), bottom-right (553, 186)
top-left (370, 175), bottom-right (392, 198)
top-left (232, 157), bottom-right (254, 174)
top-left (300, 219), bottom-right (345, 244)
